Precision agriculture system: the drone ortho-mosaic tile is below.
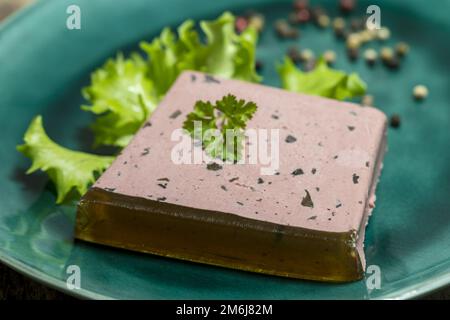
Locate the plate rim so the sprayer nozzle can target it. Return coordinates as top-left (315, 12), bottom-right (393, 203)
top-left (2, 248), bottom-right (450, 300)
top-left (0, 0), bottom-right (449, 300)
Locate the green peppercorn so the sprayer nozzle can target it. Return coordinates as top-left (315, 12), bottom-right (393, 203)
top-left (333, 17), bottom-right (346, 30)
top-left (377, 27), bottom-right (391, 41)
top-left (300, 48), bottom-right (314, 62)
top-left (346, 33), bottom-right (361, 49)
top-left (380, 47), bottom-right (394, 61)
top-left (317, 14), bottom-right (330, 28)
top-left (323, 50), bottom-right (336, 65)
top-left (396, 42), bottom-right (410, 57)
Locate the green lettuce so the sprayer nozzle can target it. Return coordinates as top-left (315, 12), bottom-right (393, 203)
top-left (17, 116), bottom-right (114, 203)
top-left (277, 57), bottom-right (367, 100)
top-left (81, 53), bottom-right (157, 148)
top-left (140, 12), bottom-right (261, 97)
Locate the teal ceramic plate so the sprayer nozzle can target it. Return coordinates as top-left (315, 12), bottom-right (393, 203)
top-left (1, 0), bottom-right (449, 299)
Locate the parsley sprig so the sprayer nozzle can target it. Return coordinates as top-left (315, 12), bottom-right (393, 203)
top-left (183, 94), bottom-right (257, 162)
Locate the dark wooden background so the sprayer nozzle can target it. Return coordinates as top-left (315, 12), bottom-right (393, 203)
top-left (0, 0), bottom-right (448, 300)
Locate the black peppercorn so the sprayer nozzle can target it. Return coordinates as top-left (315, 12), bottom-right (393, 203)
top-left (390, 114), bottom-right (401, 128)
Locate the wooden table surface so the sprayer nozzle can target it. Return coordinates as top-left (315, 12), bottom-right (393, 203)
top-left (0, 0), bottom-right (448, 300)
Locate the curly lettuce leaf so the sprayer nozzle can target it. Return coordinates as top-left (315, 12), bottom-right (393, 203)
top-left (232, 27), bottom-right (260, 82)
top-left (140, 25), bottom-right (194, 98)
top-left (17, 116), bottom-right (114, 203)
top-left (199, 12), bottom-right (261, 82)
top-left (277, 57), bottom-right (367, 100)
top-left (140, 12), bottom-right (261, 95)
top-left (81, 53), bottom-right (157, 147)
